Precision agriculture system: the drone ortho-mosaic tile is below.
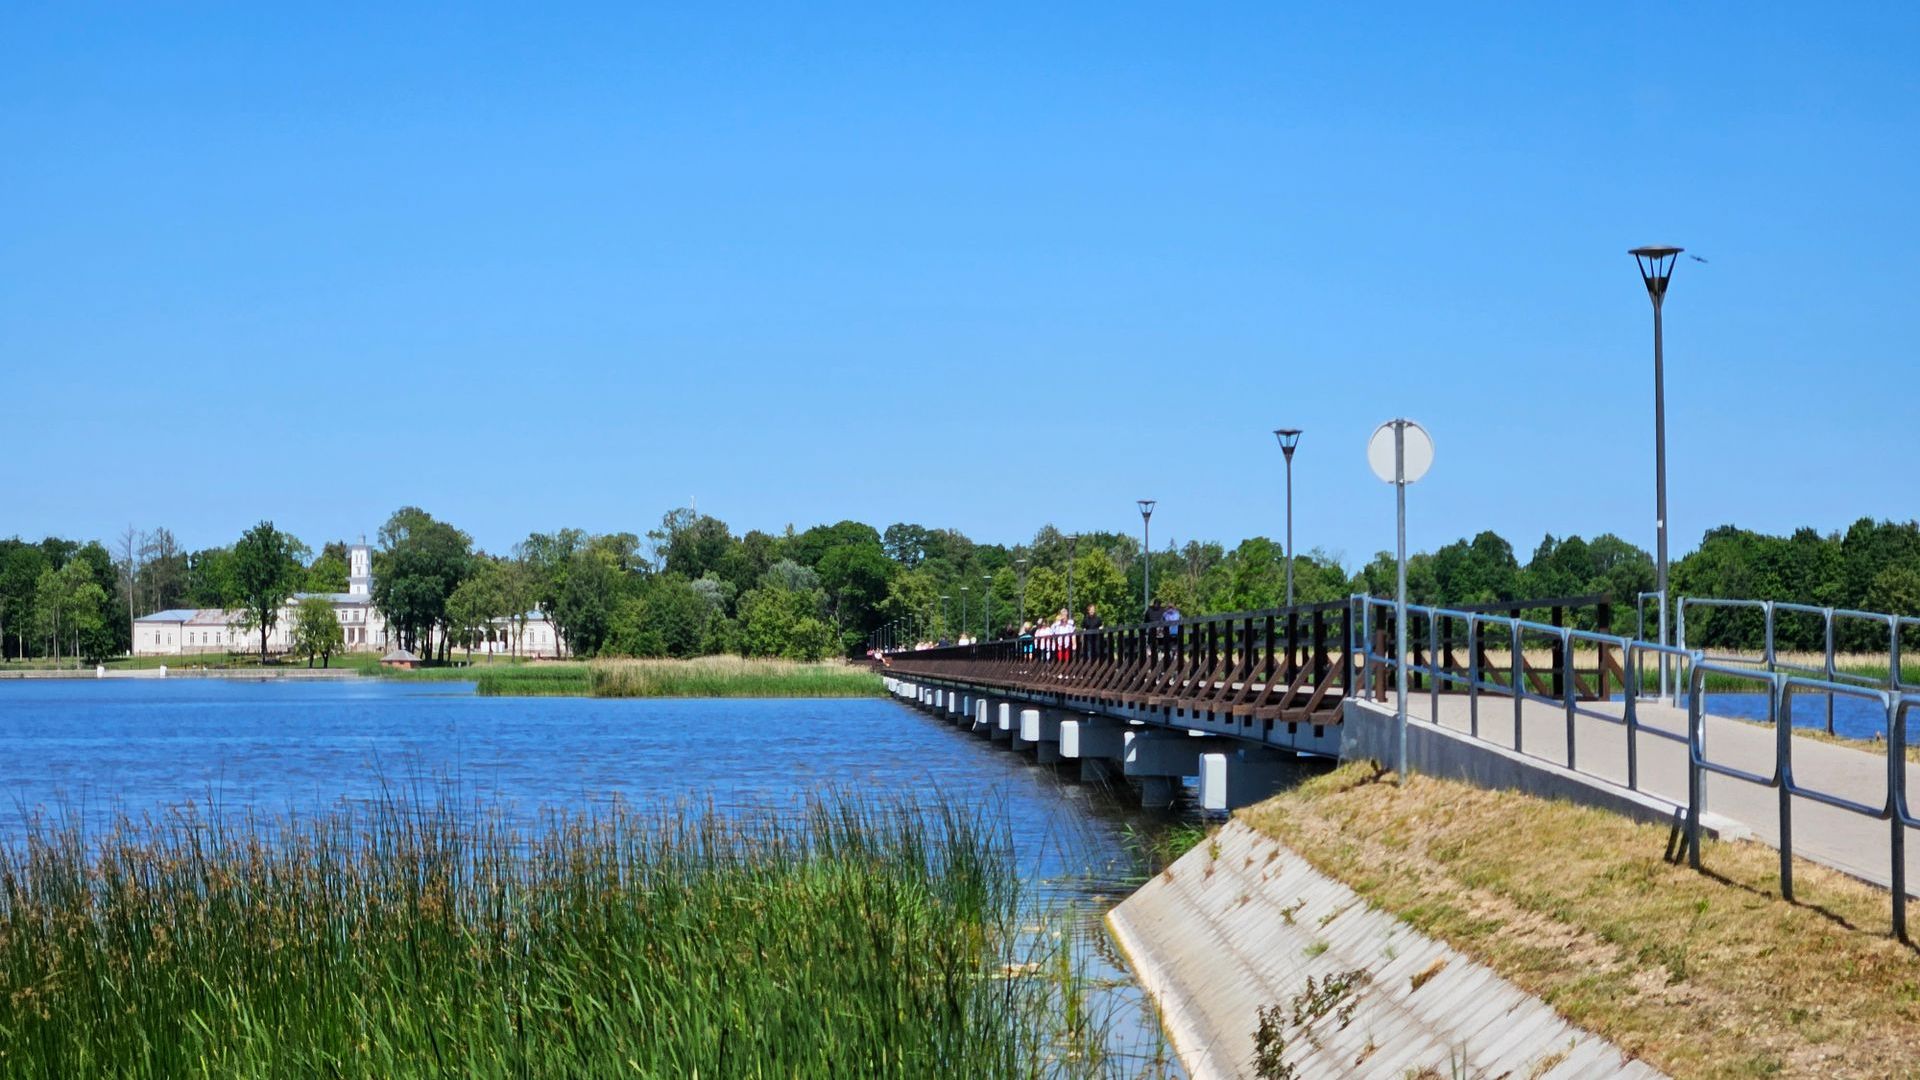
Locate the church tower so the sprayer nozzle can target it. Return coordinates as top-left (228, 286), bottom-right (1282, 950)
top-left (349, 538), bottom-right (373, 597)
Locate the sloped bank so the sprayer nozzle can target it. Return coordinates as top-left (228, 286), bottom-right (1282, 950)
top-left (1107, 818), bottom-right (1661, 1079)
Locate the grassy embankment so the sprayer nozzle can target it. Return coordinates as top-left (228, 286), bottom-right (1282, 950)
top-left (0, 793), bottom-right (1116, 1077)
top-left (1238, 763), bottom-right (1920, 1079)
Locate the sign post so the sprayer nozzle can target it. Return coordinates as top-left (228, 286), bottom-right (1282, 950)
top-left (1367, 419), bottom-right (1434, 783)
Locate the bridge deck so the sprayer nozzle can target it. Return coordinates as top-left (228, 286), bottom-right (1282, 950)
top-left (1380, 690), bottom-right (1919, 897)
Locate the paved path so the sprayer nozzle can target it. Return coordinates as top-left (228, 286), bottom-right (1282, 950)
top-left (1109, 820), bottom-right (1664, 1079)
top-left (1381, 690), bottom-right (1918, 895)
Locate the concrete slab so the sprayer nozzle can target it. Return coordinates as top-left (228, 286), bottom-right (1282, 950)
top-left (1107, 821), bottom-right (1662, 1080)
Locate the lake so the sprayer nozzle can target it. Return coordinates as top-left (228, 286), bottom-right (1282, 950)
top-left (0, 678), bottom-right (1181, 1072)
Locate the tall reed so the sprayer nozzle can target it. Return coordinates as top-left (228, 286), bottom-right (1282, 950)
top-left (590, 656), bottom-right (883, 698)
top-left (0, 790), bottom-right (1112, 1077)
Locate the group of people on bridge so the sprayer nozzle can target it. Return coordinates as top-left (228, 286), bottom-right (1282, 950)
top-left (870, 599), bottom-right (1188, 665)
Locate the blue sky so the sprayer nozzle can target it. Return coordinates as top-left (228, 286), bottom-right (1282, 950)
top-left (3, 4), bottom-right (1916, 566)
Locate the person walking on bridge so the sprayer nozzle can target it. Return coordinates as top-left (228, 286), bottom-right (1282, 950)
top-left (1082, 604), bottom-right (1103, 633)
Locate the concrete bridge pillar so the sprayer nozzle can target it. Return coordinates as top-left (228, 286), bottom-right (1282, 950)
top-left (1198, 750), bottom-right (1305, 813)
top-left (991, 703), bottom-right (1016, 743)
top-left (1060, 716), bottom-right (1129, 782)
top-left (1125, 730), bottom-right (1232, 809)
top-left (987, 701), bottom-right (1010, 738)
top-left (1011, 708), bottom-right (1042, 753)
top-left (973, 698), bottom-right (991, 734)
top-left (1020, 709), bottom-right (1066, 764)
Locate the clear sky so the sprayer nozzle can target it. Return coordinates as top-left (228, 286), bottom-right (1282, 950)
top-left (4, 4), bottom-right (1916, 566)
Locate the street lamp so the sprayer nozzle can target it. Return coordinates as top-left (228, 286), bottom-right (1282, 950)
top-left (960, 586), bottom-right (969, 640)
top-left (1631, 244), bottom-right (1682, 700)
top-left (1065, 534), bottom-right (1079, 622)
top-left (1137, 500), bottom-right (1156, 621)
top-left (940, 595), bottom-right (951, 641)
top-left (1273, 429), bottom-right (1302, 609)
top-left (982, 574), bottom-right (993, 639)
top-left (1015, 558), bottom-right (1029, 625)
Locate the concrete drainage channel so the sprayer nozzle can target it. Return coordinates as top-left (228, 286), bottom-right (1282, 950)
top-left (885, 677), bottom-right (1663, 1080)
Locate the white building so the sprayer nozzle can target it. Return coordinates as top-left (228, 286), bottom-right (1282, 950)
top-left (132, 540), bottom-right (566, 658)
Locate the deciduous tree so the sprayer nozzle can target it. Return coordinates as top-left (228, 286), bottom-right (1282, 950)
top-left (290, 595), bottom-right (345, 668)
top-left (231, 521), bottom-right (307, 662)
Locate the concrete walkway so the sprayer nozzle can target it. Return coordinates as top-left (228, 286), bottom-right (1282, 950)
top-left (1109, 820), bottom-right (1663, 1079)
top-left (1376, 691), bottom-right (1918, 895)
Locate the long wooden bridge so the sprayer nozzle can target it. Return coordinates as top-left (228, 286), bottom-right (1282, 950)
top-left (877, 592), bottom-right (1920, 940)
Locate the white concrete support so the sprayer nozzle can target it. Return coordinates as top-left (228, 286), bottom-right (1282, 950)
top-left (1124, 729), bottom-right (1209, 778)
top-left (986, 701), bottom-right (1010, 738)
top-left (1060, 716), bottom-right (1129, 782)
top-left (991, 703), bottom-right (1015, 743)
top-left (1060, 717), bottom-right (1128, 759)
top-left (1126, 730), bottom-right (1227, 810)
top-left (974, 698), bottom-right (991, 733)
top-left (1198, 750), bottom-right (1302, 813)
top-left (1020, 709), bottom-right (1065, 764)
top-left (1011, 708), bottom-right (1040, 751)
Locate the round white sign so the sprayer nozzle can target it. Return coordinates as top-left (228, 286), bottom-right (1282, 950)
top-left (1366, 420), bottom-right (1433, 484)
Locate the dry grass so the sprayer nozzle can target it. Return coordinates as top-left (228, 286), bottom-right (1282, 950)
top-left (1238, 763), bottom-right (1920, 1079)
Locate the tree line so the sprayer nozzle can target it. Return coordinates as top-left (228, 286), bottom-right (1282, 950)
top-left (4, 510), bottom-right (1919, 663)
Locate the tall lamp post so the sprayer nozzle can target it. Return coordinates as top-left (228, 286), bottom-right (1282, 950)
top-left (960, 586), bottom-right (969, 641)
top-left (940, 595), bottom-right (951, 641)
top-left (1137, 500), bottom-right (1156, 621)
top-left (1631, 245), bottom-right (1683, 700)
top-left (1015, 558), bottom-right (1029, 626)
top-left (982, 574), bottom-right (993, 639)
top-left (1273, 429), bottom-right (1302, 608)
top-left (1065, 534), bottom-right (1079, 622)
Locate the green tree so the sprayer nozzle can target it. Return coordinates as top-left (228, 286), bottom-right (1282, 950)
top-left (552, 547), bottom-right (621, 657)
top-left (231, 521), bottom-right (308, 662)
top-left (185, 547), bottom-right (238, 607)
top-left (306, 542), bottom-right (351, 593)
top-left (737, 585), bottom-right (830, 659)
top-left (0, 539), bottom-right (50, 660)
top-left (447, 562), bottom-right (508, 663)
top-left (1023, 566), bottom-right (1066, 622)
top-left (373, 507), bottom-right (472, 659)
top-left (33, 561), bottom-right (107, 664)
top-left (290, 595), bottom-right (345, 668)
top-left (1071, 548), bottom-right (1131, 628)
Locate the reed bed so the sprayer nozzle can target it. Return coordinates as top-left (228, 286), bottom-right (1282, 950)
top-left (0, 792), bottom-right (1113, 1077)
top-left (590, 656), bottom-right (883, 699)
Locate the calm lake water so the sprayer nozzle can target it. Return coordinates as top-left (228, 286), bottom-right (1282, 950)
top-left (0, 678), bottom-right (1181, 1072)
top-left (1689, 689), bottom-right (1909, 743)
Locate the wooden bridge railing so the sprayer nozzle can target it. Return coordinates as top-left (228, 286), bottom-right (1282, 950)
top-left (879, 594), bottom-right (1622, 723)
top-left (882, 599), bottom-right (1358, 726)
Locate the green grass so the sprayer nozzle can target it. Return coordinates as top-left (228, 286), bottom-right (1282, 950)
top-left (590, 656), bottom-right (884, 698)
top-left (0, 790), bottom-right (1116, 1077)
